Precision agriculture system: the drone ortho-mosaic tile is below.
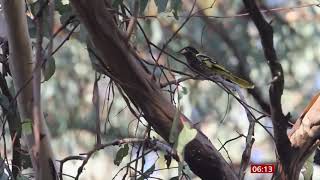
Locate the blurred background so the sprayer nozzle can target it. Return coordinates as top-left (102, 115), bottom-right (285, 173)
top-left (2, 0), bottom-right (320, 179)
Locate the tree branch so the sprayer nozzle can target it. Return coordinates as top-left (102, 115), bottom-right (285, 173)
top-left (242, 0), bottom-right (292, 178)
top-left (69, 0), bottom-right (237, 179)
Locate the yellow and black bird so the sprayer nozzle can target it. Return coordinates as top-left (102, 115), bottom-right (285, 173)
top-left (179, 46), bottom-right (254, 89)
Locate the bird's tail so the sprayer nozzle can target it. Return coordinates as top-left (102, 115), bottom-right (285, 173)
top-left (225, 73), bottom-right (254, 89)
top-left (211, 66), bottom-right (254, 89)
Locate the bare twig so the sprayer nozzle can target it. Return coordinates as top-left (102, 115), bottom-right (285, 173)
top-left (75, 138), bottom-right (178, 179)
top-left (58, 156), bottom-right (86, 180)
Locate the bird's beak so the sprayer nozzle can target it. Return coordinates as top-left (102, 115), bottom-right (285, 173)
top-left (178, 48), bottom-right (187, 54)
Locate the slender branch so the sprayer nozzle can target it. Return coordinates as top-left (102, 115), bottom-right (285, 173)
top-left (243, 0), bottom-right (291, 178)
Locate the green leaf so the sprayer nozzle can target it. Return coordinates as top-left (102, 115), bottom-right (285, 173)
top-left (181, 86), bottom-right (188, 94)
top-left (169, 108), bottom-right (180, 144)
top-left (155, 0), bottom-right (168, 13)
top-left (42, 57), bottom-right (56, 82)
top-left (175, 122), bottom-right (197, 158)
top-left (139, 0), bottom-right (149, 15)
top-left (112, 0), bottom-right (124, 8)
top-left (164, 154), bottom-right (172, 168)
top-left (171, 0), bottom-right (181, 11)
top-left (178, 161), bottom-right (184, 176)
top-left (137, 163), bottom-right (155, 180)
top-left (171, 0), bottom-right (181, 20)
top-left (22, 120), bottom-right (33, 136)
top-left (113, 144), bottom-right (129, 166)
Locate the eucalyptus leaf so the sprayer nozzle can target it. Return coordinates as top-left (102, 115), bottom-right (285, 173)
top-left (56, 0), bottom-right (72, 14)
top-left (169, 176), bottom-right (179, 180)
top-left (170, 0), bottom-right (181, 20)
top-left (42, 57), bottom-right (56, 82)
top-left (175, 122), bottom-right (197, 158)
top-left (155, 0), bottom-right (168, 13)
top-left (113, 144), bottom-right (129, 166)
top-left (22, 119), bottom-right (33, 136)
top-left (181, 86), bottom-right (188, 94)
top-left (169, 108), bottom-right (180, 144)
top-left (139, 0), bottom-right (149, 15)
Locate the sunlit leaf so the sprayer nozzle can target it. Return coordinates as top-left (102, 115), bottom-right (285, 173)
top-left (113, 144), bottom-right (129, 166)
top-left (175, 122), bottom-right (197, 157)
top-left (164, 154), bottom-right (172, 168)
top-left (169, 108), bottom-right (180, 144)
top-left (171, 0), bottom-right (181, 20)
top-left (22, 119), bottom-right (33, 135)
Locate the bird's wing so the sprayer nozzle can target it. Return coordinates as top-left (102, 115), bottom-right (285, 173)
top-left (196, 54), bottom-right (217, 64)
top-left (195, 53), bottom-right (254, 88)
top-left (210, 65), bottom-right (254, 89)
top-left (196, 54), bottom-right (254, 88)
top-left (196, 54), bottom-right (231, 73)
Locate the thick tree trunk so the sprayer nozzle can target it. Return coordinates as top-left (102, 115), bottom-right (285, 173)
top-left (1, 0), bottom-right (57, 179)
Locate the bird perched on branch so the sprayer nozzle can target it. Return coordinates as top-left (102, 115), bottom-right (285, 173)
top-left (179, 46), bottom-right (254, 89)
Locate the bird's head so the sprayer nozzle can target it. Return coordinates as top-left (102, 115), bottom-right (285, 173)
top-left (178, 46), bottom-right (199, 56)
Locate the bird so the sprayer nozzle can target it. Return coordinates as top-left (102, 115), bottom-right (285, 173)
top-left (178, 46), bottom-right (254, 89)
